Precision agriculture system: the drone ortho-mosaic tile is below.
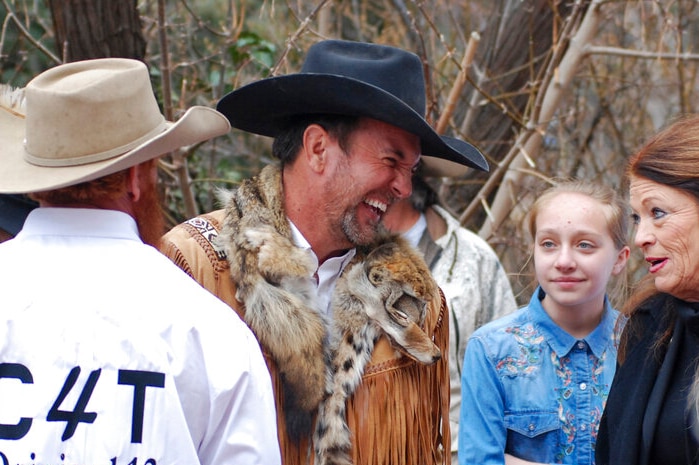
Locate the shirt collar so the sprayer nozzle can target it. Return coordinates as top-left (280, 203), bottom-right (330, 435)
top-left (288, 219), bottom-right (356, 316)
top-left (402, 212), bottom-right (427, 248)
top-left (288, 220), bottom-right (319, 270)
top-left (528, 286), bottom-right (619, 358)
top-left (288, 219), bottom-right (356, 271)
top-left (17, 207), bottom-right (140, 241)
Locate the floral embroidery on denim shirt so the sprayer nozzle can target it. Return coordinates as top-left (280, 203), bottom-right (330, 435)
top-left (589, 350), bottom-right (608, 444)
top-left (552, 351), bottom-right (576, 461)
top-left (495, 324), bottom-right (545, 376)
top-left (550, 343), bottom-right (610, 461)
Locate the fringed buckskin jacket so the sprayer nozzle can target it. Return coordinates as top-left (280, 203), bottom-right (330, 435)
top-left (160, 164), bottom-right (450, 465)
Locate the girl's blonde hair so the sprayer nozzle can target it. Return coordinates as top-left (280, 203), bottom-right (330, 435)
top-left (527, 179), bottom-right (629, 251)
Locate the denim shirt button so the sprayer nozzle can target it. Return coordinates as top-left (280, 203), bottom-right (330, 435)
top-left (577, 341), bottom-right (585, 350)
top-left (528, 423), bottom-right (535, 431)
top-left (580, 424), bottom-right (587, 431)
top-left (580, 382), bottom-right (587, 390)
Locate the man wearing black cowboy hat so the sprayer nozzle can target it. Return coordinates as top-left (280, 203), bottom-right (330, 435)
top-left (161, 39), bottom-right (489, 465)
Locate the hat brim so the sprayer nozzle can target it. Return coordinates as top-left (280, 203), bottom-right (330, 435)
top-left (217, 74), bottom-right (488, 172)
top-left (420, 156), bottom-right (471, 178)
top-left (0, 106), bottom-right (230, 194)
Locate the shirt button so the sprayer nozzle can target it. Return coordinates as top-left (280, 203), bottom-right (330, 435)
top-left (581, 424), bottom-right (587, 431)
top-left (580, 382), bottom-right (587, 391)
top-left (528, 424), bottom-right (536, 431)
top-left (577, 341), bottom-right (585, 349)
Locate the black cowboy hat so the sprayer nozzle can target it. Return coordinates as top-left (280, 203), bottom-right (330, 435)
top-left (216, 39), bottom-right (488, 172)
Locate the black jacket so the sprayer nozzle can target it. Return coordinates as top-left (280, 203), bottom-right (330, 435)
top-left (596, 294), bottom-right (698, 465)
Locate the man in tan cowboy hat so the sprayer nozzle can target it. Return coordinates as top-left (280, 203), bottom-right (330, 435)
top-left (382, 157), bottom-right (518, 465)
top-left (0, 59), bottom-right (281, 465)
top-left (160, 39), bottom-right (489, 465)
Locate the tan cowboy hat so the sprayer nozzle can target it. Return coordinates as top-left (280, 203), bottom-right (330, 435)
top-left (0, 58), bottom-right (230, 194)
top-left (420, 156), bottom-right (470, 178)
top-left (217, 40), bottom-right (489, 172)
top-left (419, 136), bottom-right (475, 178)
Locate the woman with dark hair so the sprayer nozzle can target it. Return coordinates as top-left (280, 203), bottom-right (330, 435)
top-left (596, 114), bottom-right (699, 465)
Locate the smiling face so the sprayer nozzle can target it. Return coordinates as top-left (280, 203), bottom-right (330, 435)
top-left (629, 175), bottom-right (699, 302)
top-left (534, 191), bottom-right (629, 319)
top-left (320, 118), bottom-right (421, 248)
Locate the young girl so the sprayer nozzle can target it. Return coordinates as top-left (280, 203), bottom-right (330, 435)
top-left (458, 180), bottom-right (630, 465)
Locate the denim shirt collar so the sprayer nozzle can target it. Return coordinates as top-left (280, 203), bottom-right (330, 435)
top-left (528, 286), bottom-right (619, 359)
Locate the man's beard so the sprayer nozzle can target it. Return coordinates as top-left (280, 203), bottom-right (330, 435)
top-left (134, 178), bottom-right (165, 248)
top-left (340, 206), bottom-right (387, 246)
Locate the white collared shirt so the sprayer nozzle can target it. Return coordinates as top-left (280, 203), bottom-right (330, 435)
top-left (288, 220), bottom-right (355, 318)
top-left (0, 208), bottom-right (280, 465)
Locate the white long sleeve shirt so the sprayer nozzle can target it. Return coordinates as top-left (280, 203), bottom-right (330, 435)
top-left (0, 208), bottom-right (281, 465)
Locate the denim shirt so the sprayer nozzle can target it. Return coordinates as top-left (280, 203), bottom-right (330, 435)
top-left (458, 286), bottom-right (621, 465)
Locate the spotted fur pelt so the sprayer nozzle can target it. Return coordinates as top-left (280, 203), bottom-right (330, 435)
top-left (313, 236), bottom-right (442, 465)
top-left (217, 164), bottom-right (441, 458)
top-left (218, 165), bottom-right (327, 441)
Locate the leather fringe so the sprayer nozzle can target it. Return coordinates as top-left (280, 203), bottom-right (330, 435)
top-left (263, 290), bottom-right (449, 465)
top-left (345, 290), bottom-right (450, 464)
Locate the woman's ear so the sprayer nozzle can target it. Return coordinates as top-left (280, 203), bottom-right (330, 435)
top-left (612, 246), bottom-right (631, 275)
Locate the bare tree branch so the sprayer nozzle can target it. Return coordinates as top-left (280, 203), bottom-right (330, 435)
top-left (436, 31), bottom-right (480, 134)
top-left (269, 0), bottom-right (331, 76)
top-left (1, 0), bottom-right (61, 64)
top-left (157, 0), bottom-right (198, 219)
top-left (467, 0), bottom-right (606, 239)
top-left (587, 45), bottom-right (699, 60)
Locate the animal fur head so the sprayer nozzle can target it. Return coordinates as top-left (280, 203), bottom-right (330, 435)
top-left (359, 237), bottom-right (441, 364)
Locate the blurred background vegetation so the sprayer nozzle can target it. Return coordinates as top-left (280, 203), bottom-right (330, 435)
top-left (2, 0), bottom-right (699, 306)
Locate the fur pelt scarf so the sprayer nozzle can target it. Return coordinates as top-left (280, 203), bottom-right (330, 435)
top-left (218, 164), bottom-right (442, 464)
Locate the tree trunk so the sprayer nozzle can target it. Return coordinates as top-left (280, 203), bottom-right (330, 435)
top-left (478, 0), bottom-right (605, 239)
top-left (445, 0), bottom-right (575, 231)
top-left (48, 0), bottom-right (146, 62)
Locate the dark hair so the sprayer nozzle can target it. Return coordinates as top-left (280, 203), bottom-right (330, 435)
top-left (271, 114), bottom-right (360, 164)
top-left (408, 169), bottom-right (440, 213)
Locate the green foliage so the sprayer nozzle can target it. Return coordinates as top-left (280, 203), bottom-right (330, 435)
top-left (230, 31), bottom-right (276, 70)
top-left (0, 1), bottom-right (56, 86)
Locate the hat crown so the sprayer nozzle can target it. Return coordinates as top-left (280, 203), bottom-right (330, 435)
top-left (300, 40), bottom-right (426, 117)
top-left (24, 58), bottom-right (166, 166)
top-left (0, 58), bottom-right (230, 194)
top-left (215, 40), bottom-right (489, 172)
